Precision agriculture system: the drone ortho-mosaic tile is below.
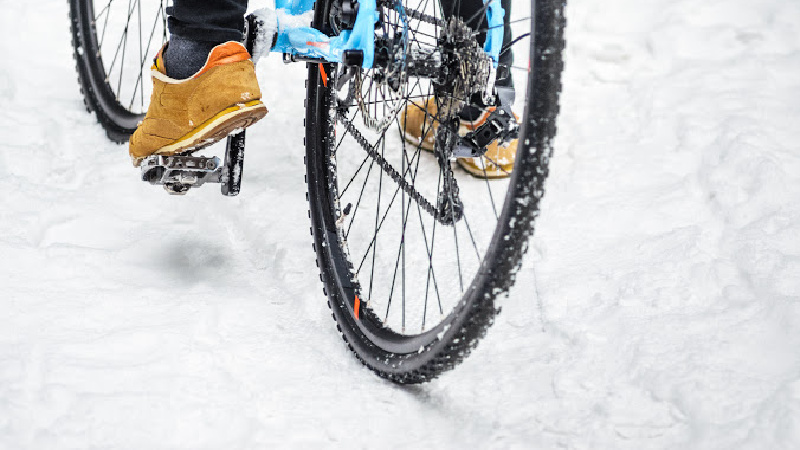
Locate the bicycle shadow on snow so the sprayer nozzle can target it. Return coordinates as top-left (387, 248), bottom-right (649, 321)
top-left (148, 237), bottom-right (234, 287)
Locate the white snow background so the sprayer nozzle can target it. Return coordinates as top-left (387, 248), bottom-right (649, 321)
top-left (1, 0), bottom-right (799, 448)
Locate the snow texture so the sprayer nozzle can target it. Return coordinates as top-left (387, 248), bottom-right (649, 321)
top-left (1, 0), bottom-right (799, 448)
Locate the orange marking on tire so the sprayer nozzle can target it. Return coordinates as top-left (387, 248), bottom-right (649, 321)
top-left (319, 63), bottom-right (328, 88)
top-left (354, 295), bottom-right (361, 320)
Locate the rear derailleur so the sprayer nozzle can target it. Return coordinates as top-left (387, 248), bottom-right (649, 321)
top-left (432, 89), bottom-right (519, 224)
top-left (452, 95), bottom-right (519, 158)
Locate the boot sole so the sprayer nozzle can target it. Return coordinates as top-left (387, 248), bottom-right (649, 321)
top-left (457, 158), bottom-right (514, 179)
top-left (402, 133), bottom-right (513, 179)
top-left (132, 101), bottom-right (268, 166)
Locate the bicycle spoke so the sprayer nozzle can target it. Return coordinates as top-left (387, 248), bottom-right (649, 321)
top-left (384, 122), bottom-right (427, 330)
top-left (92, 0), bottom-right (169, 114)
top-left (129, 0), bottom-right (164, 110)
top-left (480, 158), bottom-right (499, 220)
top-left (337, 109), bottom-right (370, 198)
top-left (460, 211), bottom-right (483, 264)
top-left (137, 0), bottom-right (142, 109)
top-left (94, 0), bottom-right (114, 21)
top-left (394, 104), bottom-right (445, 330)
top-left (97, 0), bottom-right (114, 48)
top-left (105, 0), bottom-right (133, 86)
top-left (367, 136), bottom-right (385, 309)
top-left (339, 153), bottom-right (372, 198)
top-left (116, 1), bottom-right (131, 99)
top-left (355, 144), bottom-right (423, 275)
top-left (344, 159), bottom-right (377, 240)
top-left (482, 153), bottom-right (513, 176)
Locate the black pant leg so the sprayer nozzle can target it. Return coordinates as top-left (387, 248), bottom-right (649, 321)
top-left (168, 0), bottom-right (249, 43)
top-left (497, 0), bottom-right (513, 88)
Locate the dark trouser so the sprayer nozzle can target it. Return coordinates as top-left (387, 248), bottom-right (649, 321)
top-left (167, 1), bottom-right (249, 43)
top-left (169, 0), bottom-right (513, 86)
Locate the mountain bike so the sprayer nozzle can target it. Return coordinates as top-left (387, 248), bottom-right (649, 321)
top-left (68, 0), bottom-right (565, 383)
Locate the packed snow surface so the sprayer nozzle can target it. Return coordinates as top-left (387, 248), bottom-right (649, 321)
top-left (1, 0), bottom-right (799, 448)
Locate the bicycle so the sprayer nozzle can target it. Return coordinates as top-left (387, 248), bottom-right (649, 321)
top-left (68, 0), bottom-right (566, 383)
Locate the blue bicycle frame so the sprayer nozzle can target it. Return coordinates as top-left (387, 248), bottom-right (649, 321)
top-left (268, 0), bottom-right (504, 68)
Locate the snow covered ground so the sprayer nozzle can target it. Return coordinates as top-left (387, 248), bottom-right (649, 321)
top-left (1, 0), bottom-right (799, 448)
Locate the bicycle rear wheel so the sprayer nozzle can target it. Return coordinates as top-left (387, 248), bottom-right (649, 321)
top-left (305, 0), bottom-right (565, 382)
top-left (69, 0), bottom-right (170, 142)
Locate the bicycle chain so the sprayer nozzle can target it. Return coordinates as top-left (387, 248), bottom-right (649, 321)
top-left (404, 7), bottom-right (444, 27)
top-left (335, 3), bottom-right (465, 225)
top-left (336, 109), bottom-right (461, 225)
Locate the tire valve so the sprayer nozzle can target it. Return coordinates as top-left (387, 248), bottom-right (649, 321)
top-left (336, 202), bottom-right (353, 227)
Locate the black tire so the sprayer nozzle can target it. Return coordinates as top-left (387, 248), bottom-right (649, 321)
top-left (305, 0), bottom-right (566, 383)
top-left (68, 0), bottom-right (170, 143)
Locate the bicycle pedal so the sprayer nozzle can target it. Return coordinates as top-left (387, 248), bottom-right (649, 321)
top-left (140, 132), bottom-right (247, 196)
top-left (141, 154), bottom-right (223, 195)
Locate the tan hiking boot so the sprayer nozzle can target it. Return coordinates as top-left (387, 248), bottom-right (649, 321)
top-left (129, 41), bottom-right (268, 166)
top-left (400, 97), bottom-right (517, 179)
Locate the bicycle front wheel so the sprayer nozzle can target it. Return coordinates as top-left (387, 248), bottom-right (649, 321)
top-left (305, 0), bottom-right (566, 383)
top-left (69, 0), bottom-right (171, 142)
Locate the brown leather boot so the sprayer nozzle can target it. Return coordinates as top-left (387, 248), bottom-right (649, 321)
top-left (400, 97), bottom-right (517, 179)
top-left (129, 41), bottom-right (268, 166)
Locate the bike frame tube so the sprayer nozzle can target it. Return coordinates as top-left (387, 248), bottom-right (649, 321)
top-left (271, 0), bottom-right (378, 68)
top-left (484, 0), bottom-right (504, 65)
top-left (275, 0), bottom-right (315, 12)
top-left (270, 0), bottom-right (503, 68)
